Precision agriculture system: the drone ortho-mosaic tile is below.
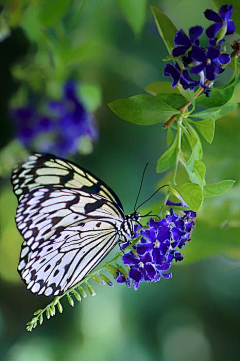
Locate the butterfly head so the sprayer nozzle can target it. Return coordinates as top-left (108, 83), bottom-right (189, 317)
top-left (122, 212), bottom-right (141, 239)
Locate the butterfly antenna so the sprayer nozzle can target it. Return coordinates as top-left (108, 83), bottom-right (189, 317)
top-left (141, 211), bottom-right (160, 220)
top-left (134, 163), bottom-right (149, 211)
top-left (135, 184), bottom-right (168, 211)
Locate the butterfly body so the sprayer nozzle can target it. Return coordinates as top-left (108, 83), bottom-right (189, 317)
top-left (12, 153), bottom-right (139, 297)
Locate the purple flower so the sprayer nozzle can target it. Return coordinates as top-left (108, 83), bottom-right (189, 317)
top-left (164, 63), bottom-right (200, 90)
top-left (116, 209), bottom-right (196, 290)
top-left (204, 5), bottom-right (235, 39)
top-left (189, 46), bottom-right (227, 81)
top-left (172, 26), bottom-right (204, 57)
top-left (11, 81), bottom-right (98, 156)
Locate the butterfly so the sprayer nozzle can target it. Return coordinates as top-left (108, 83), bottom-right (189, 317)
top-left (12, 153), bottom-right (141, 297)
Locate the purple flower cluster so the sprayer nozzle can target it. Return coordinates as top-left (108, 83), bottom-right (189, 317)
top-left (116, 209), bottom-right (196, 290)
top-left (164, 5), bottom-right (235, 96)
top-left (11, 81), bottom-right (98, 156)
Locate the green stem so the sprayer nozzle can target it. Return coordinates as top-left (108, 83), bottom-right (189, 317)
top-left (160, 115), bottom-right (183, 216)
top-left (171, 116), bottom-right (182, 184)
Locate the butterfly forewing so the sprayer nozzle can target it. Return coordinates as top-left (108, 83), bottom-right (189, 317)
top-left (11, 153), bottom-right (123, 209)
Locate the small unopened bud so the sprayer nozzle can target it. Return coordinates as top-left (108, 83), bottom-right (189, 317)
top-left (67, 294), bottom-right (74, 307)
top-left (78, 285), bottom-right (87, 298)
top-left (86, 282), bottom-right (96, 296)
top-left (46, 308), bottom-right (51, 319)
top-left (92, 275), bottom-right (105, 285)
top-left (72, 289), bottom-right (81, 302)
top-left (49, 305), bottom-right (55, 316)
top-left (106, 264), bottom-right (118, 277)
top-left (57, 301), bottom-right (63, 314)
top-left (116, 263), bottom-right (128, 278)
top-left (39, 313), bottom-right (44, 325)
top-left (99, 274), bottom-right (114, 287)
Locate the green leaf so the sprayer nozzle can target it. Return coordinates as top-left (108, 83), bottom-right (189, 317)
top-left (191, 103), bottom-right (238, 121)
top-left (62, 42), bottom-right (92, 65)
top-left (183, 160), bottom-right (206, 187)
top-left (21, 5), bottom-right (43, 42)
top-left (186, 142), bottom-right (201, 172)
top-left (156, 93), bottom-right (186, 109)
top-left (203, 180), bottom-right (235, 198)
top-left (212, 0), bottom-right (240, 34)
top-left (145, 81), bottom-right (179, 96)
top-left (156, 136), bottom-right (177, 173)
top-left (184, 122), bottom-right (203, 159)
top-left (108, 95), bottom-right (180, 125)
top-left (217, 74), bottom-right (240, 91)
top-left (118, 0), bottom-right (147, 35)
top-left (167, 126), bottom-right (174, 146)
top-left (196, 86), bottom-right (234, 107)
top-left (170, 183), bottom-right (203, 211)
top-left (39, 0), bottom-right (71, 26)
top-left (177, 85), bottom-right (195, 107)
top-left (151, 6), bottom-right (178, 55)
top-left (77, 83), bottom-right (102, 112)
top-left (191, 118), bottom-right (215, 144)
top-left (194, 161), bottom-right (206, 184)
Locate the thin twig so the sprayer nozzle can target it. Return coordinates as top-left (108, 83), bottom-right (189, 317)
top-left (163, 87), bottom-right (204, 129)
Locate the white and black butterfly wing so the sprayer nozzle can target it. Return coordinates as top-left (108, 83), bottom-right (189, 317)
top-left (16, 187), bottom-right (125, 296)
top-left (11, 153), bottom-right (123, 209)
top-left (20, 221), bottom-right (120, 296)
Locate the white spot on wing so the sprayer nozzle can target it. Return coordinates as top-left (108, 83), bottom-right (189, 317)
top-left (21, 246), bottom-right (29, 258)
top-left (31, 283), bottom-right (40, 293)
top-left (35, 176), bottom-right (60, 184)
top-left (45, 287), bottom-right (53, 296)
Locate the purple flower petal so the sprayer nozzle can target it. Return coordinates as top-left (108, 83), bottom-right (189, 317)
top-left (166, 200), bottom-right (182, 207)
top-left (207, 47), bottom-right (220, 60)
top-left (115, 271), bottom-right (126, 284)
top-left (132, 280), bottom-right (140, 291)
top-left (145, 263), bottom-right (157, 279)
top-left (157, 226), bottom-right (171, 242)
top-left (218, 53), bottom-right (231, 65)
top-left (181, 70), bottom-right (200, 89)
top-left (204, 9), bottom-right (222, 22)
top-left (129, 268), bottom-right (143, 282)
top-left (120, 240), bottom-right (130, 250)
top-left (206, 63), bottom-right (216, 80)
top-left (172, 45), bottom-right (189, 57)
top-left (189, 26), bottom-right (204, 42)
top-left (161, 272), bottom-right (172, 279)
top-left (152, 249), bottom-right (166, 265)
top-left (219, 5), bottom-right (233, 20)
top-left (136, 243), bottom-right (152, 256)
top-left (206, 23), bottom-right (222, 39)
top-left (171, 227), bottom-right (185, 242)
top-left (190, 63), bottom-right (205, 75)
top-left (140, 228), bottom-right (156, 242)
top-left (157, 263), bottom-right (171, 271)
top-left (163, 63), bottom-right (181, 87)
top-left (148, 218), bottom-right (162, 229)
top-left (174, 29), bottom-right (191, 47)
top-left (190, 46), bottom-right (206, 62)
top-left (226, 19), bottom-right (236, 35)
top-left (122, 252), bottom-right (139, 266)
top-left (141, 252), bottom-right (153, 264)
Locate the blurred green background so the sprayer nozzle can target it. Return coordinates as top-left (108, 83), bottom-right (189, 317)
top-left (0, 0), bottom-right (239, 360)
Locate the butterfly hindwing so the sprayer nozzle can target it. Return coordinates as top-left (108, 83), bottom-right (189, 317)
top-left (19, 221), bottom-right (120, 296)
top-left (16, 186), bottom-right (125, 296)
top-left (11, 153), bottom-right (123, 209)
